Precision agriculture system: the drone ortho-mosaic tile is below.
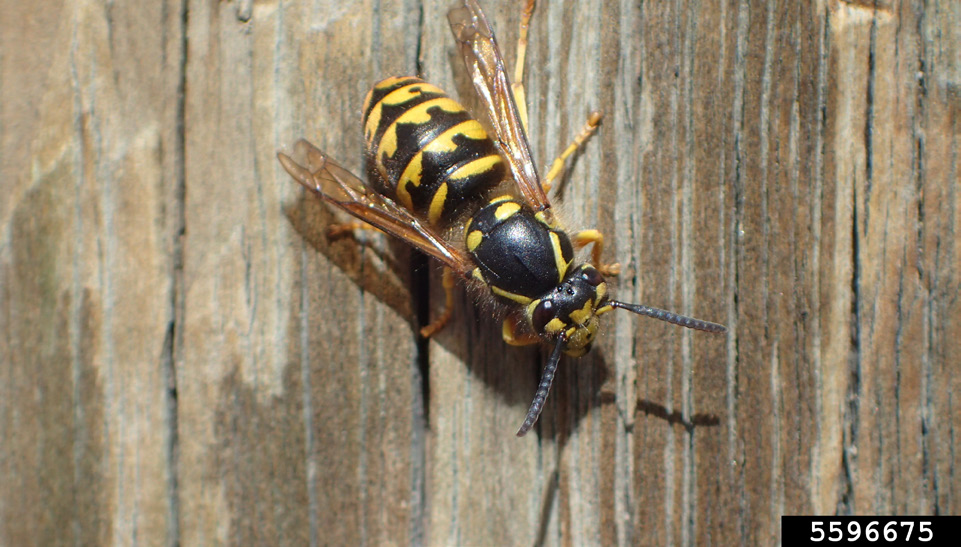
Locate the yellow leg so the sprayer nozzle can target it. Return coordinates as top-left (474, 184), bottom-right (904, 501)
top-left (502, 312), bottom-right (541, 346)
top-left (542, 111), bottom-right (603, 193)
top-left (572, 229), bottom-right (620, 276)
top-left (420, 267), bottom-right (457, 338)
top-left (326, 221), bottom-right (381, 239)
top-left (512, 0), bottom-right (536, 133)
top-left (509, 1), bottom-right (601, 194)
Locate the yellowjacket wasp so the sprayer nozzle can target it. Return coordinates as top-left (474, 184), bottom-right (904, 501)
top-left (279, 0), bottom-right (726, 436)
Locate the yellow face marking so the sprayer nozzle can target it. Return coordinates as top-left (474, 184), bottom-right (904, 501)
top-left (595, 304), bottom-right (614, 316)
top-left (549, 232), bottom-right (569, 282)
top-left (596, 281), bottom-right (607, 302)
top-left (568, 299), bottom-right (594, 325)
top-left (526, 299), bottom-right (541, 320)
top-left (427, 182), bottom-right (448, 225)
top-left (544, 318), bottom-right (566, 334)
top-left (491, 285), bottom-right (533, 305)
top-left (378, 97), bottom-right (463, 158)
top-left (494, 201), bottom-right (521, 221)
top-left (565, 346), bottom-right (588, 358)
top-left (466, 230), bottom-right (484, 252)
top-left (471, 268), bottom-right (486, 283)
top-left (448, 155), bottom-right (503, 180)
top-left (563, 318), bottom-right (599, 356)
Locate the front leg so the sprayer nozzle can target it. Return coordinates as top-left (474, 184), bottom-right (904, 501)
top-left (502, 310), bottom-right (541, 346)
top-left (572, 229), bottom-right (620, 276)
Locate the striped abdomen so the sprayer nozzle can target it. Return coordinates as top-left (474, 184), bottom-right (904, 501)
top-left (362, 76), bottom-right (506, 225)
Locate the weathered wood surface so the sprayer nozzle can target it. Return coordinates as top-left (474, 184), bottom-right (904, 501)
top-left (1, 0), bottom-right (958, 545)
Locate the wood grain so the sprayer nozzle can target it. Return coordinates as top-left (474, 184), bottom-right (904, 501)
top-left (1, 0), bottom-right (958, 545)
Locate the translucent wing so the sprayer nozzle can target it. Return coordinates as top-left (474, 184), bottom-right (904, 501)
top-left (278, 139), bottom-right (475, 276)
top-left (448, 0), bottom-right (552, 216)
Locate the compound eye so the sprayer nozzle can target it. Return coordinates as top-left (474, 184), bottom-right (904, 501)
top-left (531, 299), bottom-right (555, 333)
top-left (581, 266), bottom-right (603, 286)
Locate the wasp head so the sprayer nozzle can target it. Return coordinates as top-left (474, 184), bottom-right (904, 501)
top-left (515, 263), bottom-right (727, 436)
top-left (526, 264), bottom-right (613, 357)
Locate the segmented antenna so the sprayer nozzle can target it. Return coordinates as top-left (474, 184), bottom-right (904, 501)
top-left (516, 335), bottom-right (566, 436)
top-left (610, 301), bottom-right (727, 333)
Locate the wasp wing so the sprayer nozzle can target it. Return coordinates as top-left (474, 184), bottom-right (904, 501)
top-left (278, 139), bottom-right (475, 277)
top-left (448, 0), bottom-right (552, 216)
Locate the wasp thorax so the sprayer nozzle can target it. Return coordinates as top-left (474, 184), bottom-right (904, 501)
top-left (527, 265), bottom-right (611, 357)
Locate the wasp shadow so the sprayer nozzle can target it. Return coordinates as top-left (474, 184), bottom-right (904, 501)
top-left (286, 188), bottom-right (726, 464)
top-left (283, 190), bottom-right (418, 324)
top-left (634, 399), bottom-right (721, 432)
top-left (428, 285), bottom-right (614, 442)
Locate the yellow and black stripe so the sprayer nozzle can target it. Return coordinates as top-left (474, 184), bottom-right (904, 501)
top-left (362, 76), bottom-right (506, 225)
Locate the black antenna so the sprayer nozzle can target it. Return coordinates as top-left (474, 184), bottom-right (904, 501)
top-left (516, 335), bottom-right (566, 436)
top-left (515, 304), bottom-right (725, 436)
top-left (609, 301), bottom-right (727, 333)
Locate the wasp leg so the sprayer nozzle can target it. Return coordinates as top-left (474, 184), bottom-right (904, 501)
top-left (326, 221), bottom-right (383, 239)
top-left (543, 111), bottom-right (603, 193)
top-left (572, 229), bottom-right (621, 276)
top-left (502, 311), bottom-right (541, 346)
top-left (511, 0), bottom-right (600, 193)
top-left (420, 267), bottom-right (457, 338)
top-left (512, 0), bottom-right (536, 133)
